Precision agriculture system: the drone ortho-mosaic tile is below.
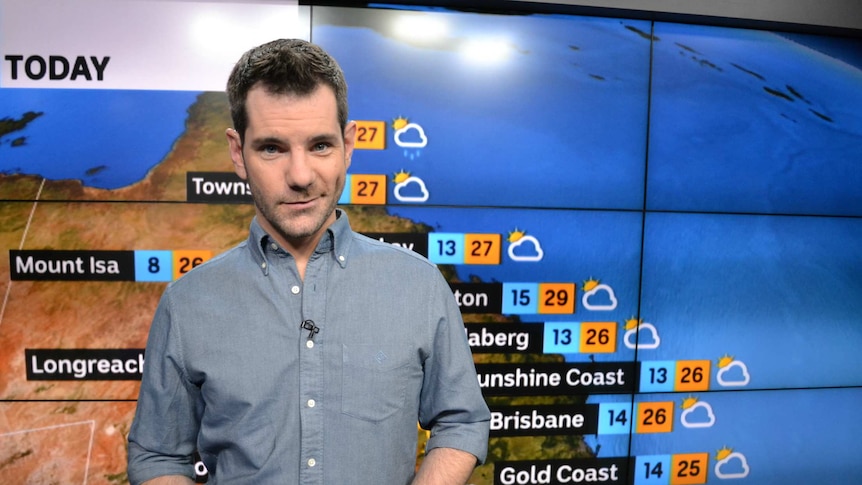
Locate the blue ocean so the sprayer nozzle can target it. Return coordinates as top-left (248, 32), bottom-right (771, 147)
top-left (319, 9), bottom-right (862, 389)
top-left (386, 207), bottom-right (862, 385)
top-left (0, 89), bottom-right (200, 189)
top-left (315, 9), bottom-right (862, 483)
top-left (315, 12), bottom-right (862, 216)
top-left (315, 13), bottom-right (652, 211)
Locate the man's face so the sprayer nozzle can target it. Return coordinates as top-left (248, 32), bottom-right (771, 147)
top-left (227, 83), bottom-right (355, 252)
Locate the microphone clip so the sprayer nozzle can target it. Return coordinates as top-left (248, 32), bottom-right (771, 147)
top-left (301, 320), bottom-right (319, 340)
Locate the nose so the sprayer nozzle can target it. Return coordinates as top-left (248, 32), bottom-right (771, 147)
top-left (285, 151), bottom-right (315, 191)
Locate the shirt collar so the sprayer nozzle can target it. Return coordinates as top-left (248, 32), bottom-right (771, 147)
top-left (248, 209), bottom-right (352, 276)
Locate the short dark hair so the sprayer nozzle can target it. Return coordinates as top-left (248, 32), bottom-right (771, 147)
top-left (226, 39), bottom-right (348, 143)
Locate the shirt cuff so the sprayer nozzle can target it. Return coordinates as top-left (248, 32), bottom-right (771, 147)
top-left (425, 420), bottom-right (491, 464)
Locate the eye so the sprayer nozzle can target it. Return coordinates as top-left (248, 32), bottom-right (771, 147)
top-left (312, 142), bottom-right (333, 153)
top-left (256, 144), bottom-right (284, 160)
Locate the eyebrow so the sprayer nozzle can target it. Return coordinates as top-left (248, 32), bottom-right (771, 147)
top-left (248, 136), bottom-right (285, 147)
top-left (309, 132), bottom-right (342, 145)
top-left (248, 132), bottom-right (341, 148)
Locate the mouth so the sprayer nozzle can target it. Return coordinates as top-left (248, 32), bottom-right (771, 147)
top-left (282, 198), bottom-right (317, 209)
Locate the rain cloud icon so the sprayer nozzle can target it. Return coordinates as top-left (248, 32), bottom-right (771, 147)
top-left (393, 176), bottom-right (430, 203)
top-left (507, 235), bottom-right (544, 262)
top-left (394, 122), bottom-right (428, 148)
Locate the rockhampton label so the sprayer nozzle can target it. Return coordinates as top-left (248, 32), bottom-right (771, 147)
top-left (26, 349), bottom-right (145, 380)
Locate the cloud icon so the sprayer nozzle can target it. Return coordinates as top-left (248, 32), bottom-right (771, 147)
top-left (507, 235), bottom-right (544, 262)
top-left (394, 123), bottom-right (428, 148)
top-left (715, 452), bottom-right (750, 479)
top-left (717, 360), bottom-right (750, 387)
top-left (582, 284), bottom-right (618, 311)
top-left (393, 176), bottom-right (429, 202)
top-left (680, 401), bottom-right (716, 428)
top-left (623, 322), bottom-right (661, 350)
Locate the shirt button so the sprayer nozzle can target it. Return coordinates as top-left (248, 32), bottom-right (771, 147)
top-left (260, 262), bottom-right (267, 269)
top-left (338, 255), bottom-right (345, 262)
top-left (306, 340), bottom-right (314, 349)
top-left (307, 399), bottom-right (316, 408)
top-left (291, 285), bottom-right (300, 294)
top-left (307, 458), bottom-right (316, 467)
top-left (271, 242), bottom-right (278, 250)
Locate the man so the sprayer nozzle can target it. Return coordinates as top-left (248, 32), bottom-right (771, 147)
top-left (127, 39), bottom-right (490, 484)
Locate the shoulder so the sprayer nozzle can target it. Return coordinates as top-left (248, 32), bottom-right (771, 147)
top-left (346, 232), bottom-right (449, 290)
top-left (349, 231), bottom-right (439, 270)
top-left (162, 241), bottom-right (250, 295)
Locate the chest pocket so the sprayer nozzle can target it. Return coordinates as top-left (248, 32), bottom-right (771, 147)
top-left (342, 344), bottom-right (411, 422)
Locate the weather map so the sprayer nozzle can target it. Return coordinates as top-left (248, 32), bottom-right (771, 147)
top-left (1, 1), bottom-right (862, 484)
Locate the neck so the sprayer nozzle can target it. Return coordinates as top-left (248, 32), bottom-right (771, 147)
top-left (256, 212), bottom-right (338, 281)
top-left (284, 238), bottom-right (320, 281)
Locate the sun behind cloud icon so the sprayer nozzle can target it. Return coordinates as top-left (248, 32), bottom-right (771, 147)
top-left (679, 396), bottom-right (716, 428)
top-left (581, 277), bottom-right (618, 311)
top-left (506, 228), bottom-right (544, 262)
top-left (623, 317), bottom-right (661, 350)
top-left (716, 354), bottom-right (750, 387)
top-left (392, 116), bottom-right (428, 148)
top-left (714, 447), bottom-right (750, 479)
top-left (507, 228), bottom-right (525, 242)
top-left (392, 170), bottom-right (429, 202)
top-left (392, 116), bottom-right (409, 130)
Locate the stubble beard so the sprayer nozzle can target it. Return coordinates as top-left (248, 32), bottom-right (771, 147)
top-left (251, 179), bottom-right (343, 245)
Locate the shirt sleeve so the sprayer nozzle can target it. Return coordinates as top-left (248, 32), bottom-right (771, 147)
top-left (418, 271), bottom-right (491, 464)
top-left (127, 289), bottom-right (201, 484)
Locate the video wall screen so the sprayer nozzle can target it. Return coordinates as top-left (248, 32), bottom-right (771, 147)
top-left (1, 1), bottom-right (861, 483)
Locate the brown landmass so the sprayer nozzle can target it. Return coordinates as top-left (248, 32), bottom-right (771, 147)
top-left (0, 92), bottom-right (246, 484)
top-left (0, 401), bottom-right (136, 484)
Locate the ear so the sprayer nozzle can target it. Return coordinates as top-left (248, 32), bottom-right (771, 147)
top-left (226, 128), bottom-right (248, 180)
top-left (342, 121), bottom-right (356, 170)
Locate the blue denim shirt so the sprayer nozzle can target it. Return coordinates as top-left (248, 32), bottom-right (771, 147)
top-left (127, 211), bottom-right (490, 484)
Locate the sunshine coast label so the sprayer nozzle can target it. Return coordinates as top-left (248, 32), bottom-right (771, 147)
top-left (26, 349), bottom-right (145, 380)
top-left (477, 362), bottom-right (637, 396)
top-left (10, 250), bottom-right (134, 281)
